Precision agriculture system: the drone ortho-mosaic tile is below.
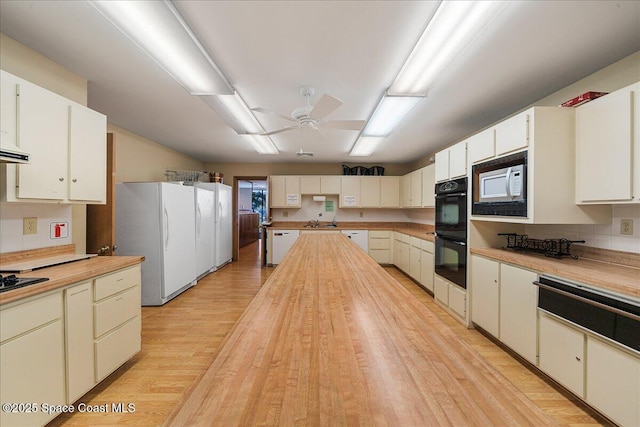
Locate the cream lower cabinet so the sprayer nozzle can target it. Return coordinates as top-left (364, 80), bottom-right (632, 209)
top-left (470, 255), bottom-right (500, 338)
top-left (538, 311), bottom-right (585, 398)
top-left (419, 240), bottom-right (434, 292)
top-left (434, 274), bottom-right (466, 320)
top-left (65, 281), bottom-right (95, 403)
top-left (94, 266), bottom-right (142, 382)
top-left (368, 230), bottom-right (391, 264)
top-left (586, 336), bottom-right (640, 427)
top-left (0, 293), bottom-right (65, 426)
top-left (408, 237), bottom-right (422, 282)
top-left (393, 232), bottom-right (410, 273)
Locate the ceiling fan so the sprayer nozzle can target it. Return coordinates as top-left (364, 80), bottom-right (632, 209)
top-left (251, 86), bottom-right (366, 138)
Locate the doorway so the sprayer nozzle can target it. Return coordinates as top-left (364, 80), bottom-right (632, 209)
top-left (233, 176), bottom-right (268, 261)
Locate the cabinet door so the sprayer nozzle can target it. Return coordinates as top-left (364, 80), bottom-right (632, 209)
top-left (410, 170), bottom-right (422, 207)
top-left (576, 86), bottom-right (634, 202)
top-left (467, 128), bottom-right (495, 164)
top-left (538, 312), bottom-right (585, 398)
top-left (448, 284), bottom-right (466, 319)
top-left (17, 80), bottom-right (68, 200)
top-left (420, 249), bottom-right (434, 292)
top-left (470, 255), bottom-right (499, 337)
top-left (409, 243), bottom-right (421, 282)
top-left (66, 281), bottom-right (95, 403)
top-left (361, 177), bottom-right (380, 207)
top-left (300, 176), bottom-right (321, 194)
top-left (448, 142), bottom-right (467, 179)
top-left (320, 176), bottom-right (341, 194)
top-left (340, 176), bottom-right (360, 207)
top-left (421, 164), bottom-right (435, 207)
top-left (586, 336), bottom-right (640, 427)
top-left (401, 174), bottom-right (411, 207)
top-left (499, 264), bottom-right (538, 364)
top-left (68, 104), bottom-right (107, 203)
top-left (495, 110), bottom-right (529, 156)
top-left (380, 176), bottom-right (400, 207)
top-left (434, 275), bottom-right (449, 305)
top-left (435, 149), bottom-right (450, 182)
top-left (0, 71), bottom-right (19, 152)
top-left (270, 176), bottom-right (286, 207)
top-left (0, 321), bottom-right (65, 426)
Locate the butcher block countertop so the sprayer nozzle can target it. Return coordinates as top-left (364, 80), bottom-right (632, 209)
top-left (470, 247), bottom-right (640, 299)
top-left (0, 246), bottom-right (144, 305)
top-left (166, 234), bottom-right (554, 426)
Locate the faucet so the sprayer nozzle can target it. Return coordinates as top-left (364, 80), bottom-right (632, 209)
top-left (332, 217), bottom-right (337, 226)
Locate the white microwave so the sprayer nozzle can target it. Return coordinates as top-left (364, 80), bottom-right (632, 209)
top-left (479, 164), bottom-right (525, 203)
top-left (472, 151), bottom-right (528, 217)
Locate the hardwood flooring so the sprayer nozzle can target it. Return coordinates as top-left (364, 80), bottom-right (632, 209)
top-left (49, 239), bottom-right (609, 426)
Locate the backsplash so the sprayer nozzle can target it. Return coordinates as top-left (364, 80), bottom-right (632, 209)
top-left (0, 203), bottom-right (72, 253)
top-left (271, 195), bottom-right (411, 223)
top-left (525, 205), bottom-right (640, 254)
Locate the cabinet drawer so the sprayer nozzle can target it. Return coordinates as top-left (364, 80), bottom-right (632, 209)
top-left (94, 286), bottom-right (140, 338)
top-left (94, 265), bottom-right (141, 301)
top-left (449, 285), bottom-right (466, 319)
top-left (395, 232), bottom-right (410, 243)
top-left (410, 236), bottom-right (422, 248)
top-left (369, 230), bottom-right (390, 238)
top-left (1, 292), bottom-right (62, 342)
top-left (369, 238), bottom-right (390, 250)
top-left (369, 249), bottom-right (390, 264)
top-left (94, 316), bottom-right (141, 382)
top-left (421, 240), bottom-right (434, 253)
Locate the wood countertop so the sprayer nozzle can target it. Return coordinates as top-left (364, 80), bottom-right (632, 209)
top-left (0, 255), bottom-right (144, 305)
top-left (470, 247), bottom-right (640, 299)
top-left (166, 234), bottom-right (555, 426)
top-left (268, 222), bottom-right (436, 241)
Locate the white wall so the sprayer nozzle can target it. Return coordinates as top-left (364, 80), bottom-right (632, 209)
top-left (0, 204), bottom-right (72, 253)
top-left (272, 195), bottom-right (411, 223)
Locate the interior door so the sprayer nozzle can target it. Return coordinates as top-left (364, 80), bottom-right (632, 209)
top-left (87, 133), bottom-right (115, 255)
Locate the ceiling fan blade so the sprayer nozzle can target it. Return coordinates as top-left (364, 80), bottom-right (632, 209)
top-left (261, 125), bottom-right (298, 136)
top-left (309, 94), bottom-right (343, 121)
top-left (320, 119), bottom-right (366, 131)
top-left (251, 107), bottom-right (297, 122)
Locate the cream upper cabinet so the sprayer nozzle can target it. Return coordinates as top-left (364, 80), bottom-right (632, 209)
top-left (421, 164), bottom-right (435, 207)
top-left (320, 176), bottom-right (341, 194)
top-left (300, 176), bottom-right (321, 194)
top-left (494, 110), bottom-right (529, 155)
top-left (467, 128), bottom-right (495, 165)
top-left (401, 174), bottom-right (411, 207)
top-left (270, 175), bottom-right (301, 207)
top-left (575, 82), bottom-right (639, 204)
top-left (380, 176), bottom-right (400, 208)
top-left (340, 176), bottom-right (360, 208)
top-left (0, 70), bottom-right (107, 204)
top-left (400, 170), bottom-right (422, 207)
top-left (361, 176), bottom-right (380, 207)
top-left (435, 141), bottom-right (466, 183)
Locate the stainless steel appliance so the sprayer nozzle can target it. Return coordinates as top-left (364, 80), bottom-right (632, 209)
top-left (536, 275), bottom-right (640, 353)
top-left (472, 151), bottom-right (527, 217)
top-left (435, 177), bottom-right (468, 289)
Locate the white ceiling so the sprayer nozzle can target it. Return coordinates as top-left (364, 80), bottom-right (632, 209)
top-left (1, 1), bottom-right (638, 164)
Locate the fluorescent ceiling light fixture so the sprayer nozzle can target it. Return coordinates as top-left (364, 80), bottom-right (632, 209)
top-left (389, 1), bottom-right (506, 96)
top-left (217, 92), bottom-right (264, 135)
top-left (240, 135), bottom-right (279, 155)
top-left (90, 0), bottom-right (233, 95)
top-left (349, 136), bottom-right (383, 157)
top-left (362, 95), bottom-right (423, 137)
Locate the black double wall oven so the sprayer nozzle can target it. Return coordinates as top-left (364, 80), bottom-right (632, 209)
top-left (435, 177), bottom-right (468, 289)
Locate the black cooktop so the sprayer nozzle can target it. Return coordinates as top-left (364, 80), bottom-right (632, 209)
top-left (0, 274), bottom-right (49, 293)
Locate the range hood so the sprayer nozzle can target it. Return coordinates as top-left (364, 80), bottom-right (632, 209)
top-left (0, 132), bottom-right (30, 163)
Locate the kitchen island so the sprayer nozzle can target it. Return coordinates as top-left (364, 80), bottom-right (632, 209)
top-left (166, 234), bottom-right (553, 426)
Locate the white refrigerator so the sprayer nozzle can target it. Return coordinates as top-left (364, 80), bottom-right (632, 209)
top-left (195, 187), bottom-right (215, 278)
top-left (116, 182), bottom-right (197, 306)
top-left (195, 182), bottom-right (232, 269)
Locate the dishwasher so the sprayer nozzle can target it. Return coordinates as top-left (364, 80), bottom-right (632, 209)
top-left (341, 230), bottom-right (369, 252)
top-left (536, 275), bottom-right (640, 353)
top-left (271, 230), bottom-right (299, 265)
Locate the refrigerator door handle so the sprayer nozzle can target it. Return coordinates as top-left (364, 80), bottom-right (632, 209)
top-left (196, 204), bottom-right (201, 239)
top-left (164, 205), bottom-right (169, 249)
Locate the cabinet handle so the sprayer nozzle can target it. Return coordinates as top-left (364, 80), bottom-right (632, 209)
top-left (72, 178), bottom-right (77, 183)
top-left (116, 297), bottom-right (124, 302)
top-left (59, 177), bottom-right (64, 182)
top-left (70, 288), bottom-right (89, 296)
top-left (575, 356), bottom-right (581, 362)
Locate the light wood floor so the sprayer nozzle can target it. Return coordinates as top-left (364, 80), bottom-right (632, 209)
top-left (49, 240), bottom-right (609, 426)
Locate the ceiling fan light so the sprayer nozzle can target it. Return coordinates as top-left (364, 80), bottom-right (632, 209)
top-left (89, 0), bottom-right (233, 95)
top-left (389, 0), bottom-right (506, 95)
top-left (350, 136), bottom-right (383, 157)
top-left (240, 134), bottom-right (279, 155)
top-left (218, 91), bottom-right (264, 134)
top-left (363, 95), bottom-right (423, 137)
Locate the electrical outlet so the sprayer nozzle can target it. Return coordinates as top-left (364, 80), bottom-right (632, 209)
top-left (282, 211), bottom-right (288, 218)
top-left (23, 217), bottom-right (37, 235)
top-left (359, 211), bottom-right (364, 218)
top-left (620, 218), bottom-right (634, 235)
